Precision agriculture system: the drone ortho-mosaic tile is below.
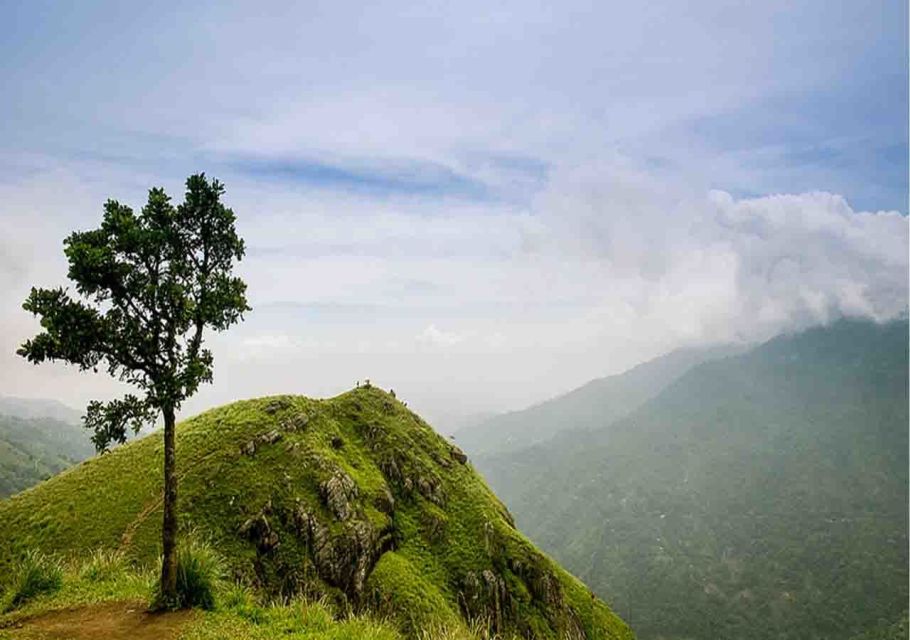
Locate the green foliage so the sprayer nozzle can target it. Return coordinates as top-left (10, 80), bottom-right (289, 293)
top-left (155, 537), bottom-right (225, 611)
top-left (17, 172), bottom-right (249, 448)
top-left (0, 554), bottom-right (405, 639)
top-left (475, 319), bottom-right (908, 640)
top-left (180, 595), bottom-right (404, 640)
top-left (0, 388), bottom-right (632, 639)
top-left (2, 550), bottom-right (63, 611)
top-left (15, 173), bottom-right (250, 604)
top-left (848, 612), bottom-right (908, 640)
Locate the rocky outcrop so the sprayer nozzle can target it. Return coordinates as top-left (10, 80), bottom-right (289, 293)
top-left (449, 445), bottom-right (468, 465)
top-left (240, 429), bottom-right (283, 456)
top-left (459, 569), bottom-right (515, 632)
top-left (378, 450), bottom-right (446, 506)
top-left (319, 470), bottom-right (358, 521)
top-left (281, 412), bottom-right (310, 432)
top-left (239, 503), bottom-right (281, 553)
top-left (293, 504), bottom-right (395, 598)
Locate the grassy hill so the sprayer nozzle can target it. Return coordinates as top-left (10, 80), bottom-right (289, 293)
top-left (0, 412), bottom-right (95, 499)
top-left (455, 345), bottom-right (742, 457)
top-left (0, 385), bottom-right (632, 640)
top-left (474, 319), bottom-right (908, 640)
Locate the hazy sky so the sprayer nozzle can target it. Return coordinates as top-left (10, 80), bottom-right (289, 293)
top-left (0, 1), bottom-right (907, 427)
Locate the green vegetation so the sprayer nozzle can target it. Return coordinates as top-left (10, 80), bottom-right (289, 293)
top-left (2, 550), bottom-right (63, 611)
top-left (0, 553), bottom-right (400, 639)
top-left (848, 612), bottom-right (908, 640)
top-left (17, 173), bottom-right (251, 605)
top-left (167, 537), bottom-right (225, 611)
top-left (0, 413), bottom-right (94, 498)
top-left (473, 319), bottom-right (908, 640)
top-left (0, 385), bottom-right (631, 638)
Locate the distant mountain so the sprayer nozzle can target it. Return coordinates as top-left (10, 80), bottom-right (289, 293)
top-left (0, 395), bottom-right (82, 424)
top-left (474, 319), bottom-right (908, 640)
top-left (456, 344), bottom-right (744, 456)
top-left (0, 396), bottom-right (94, 498)
top-left (0, 414), bottom-right (95, 498)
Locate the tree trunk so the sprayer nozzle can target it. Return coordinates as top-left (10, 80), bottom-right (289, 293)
top-left (160, 404), bottom-right (178, 604)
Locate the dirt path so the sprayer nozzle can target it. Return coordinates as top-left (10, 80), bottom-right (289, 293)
top-left (118, 493), bottom-right (164, 554)
top-left (2, 601), bottom-right (195, 640)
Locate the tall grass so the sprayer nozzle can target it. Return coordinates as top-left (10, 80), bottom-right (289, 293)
top-left (77, 548), bottom-right (126, 582)
top-left (153, 537), bottom-right (225, 611)
top-left (2, 550), bottom-right (63, 611)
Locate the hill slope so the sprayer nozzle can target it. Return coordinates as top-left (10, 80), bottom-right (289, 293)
top-left (477, 319), bottom-right (908, 640)
top-left (456, 345), bottom-right (742, 456)
top-left (0, 386), bottom-right (632, 640)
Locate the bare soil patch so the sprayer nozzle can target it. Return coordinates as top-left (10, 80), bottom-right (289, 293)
top-left (2, 601), bottom-right (195, 640)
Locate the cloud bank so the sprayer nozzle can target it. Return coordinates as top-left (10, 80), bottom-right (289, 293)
top-left (527, 162), bottom-right (908, 348)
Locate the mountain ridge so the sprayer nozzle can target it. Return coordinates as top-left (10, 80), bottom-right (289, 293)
top-left (455, 344), bottom-right (745, 457)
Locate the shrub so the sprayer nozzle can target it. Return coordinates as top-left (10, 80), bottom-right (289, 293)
top-left (4, 550), bottom-right (63, 610)
top-left (154, 537), bottom-right (225, 610)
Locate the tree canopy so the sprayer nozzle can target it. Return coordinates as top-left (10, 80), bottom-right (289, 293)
top-left (18, 174), bottom-right (249, 449)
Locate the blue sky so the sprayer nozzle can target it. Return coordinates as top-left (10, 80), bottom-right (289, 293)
top-left (0, 1), bottom-right (907, 424)
top-left (2, 0), bottom-right (906, 210)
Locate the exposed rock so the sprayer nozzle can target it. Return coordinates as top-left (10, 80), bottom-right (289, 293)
top-left (241, 430), bottom-right (283, 455)
top-left (259, 430), bottom-right (282, 445)
top-left (459, 569), bottom-right (514, 632)
top-left (449, 446), bottom-right (468, 465)
top-left (293, 506), bottom-right (394, 598)
top-left (416, 475), bottom-right (445, 507)
top-left (433, 452), bottom-right (452, 469)
top-left (378, 454), bottom-right (403, 484)
top-left (264, 398), bottom-right (291, 414)
top-left (239, 511), bottom-right (280, 553)
top-left (319, 470), bottom-right (359, 520)
top-left (374, 488), bottom-right (395, 515)
top-left (421, 510), bottom-right (447, 542)
top-left (282, 413), bottom-right (310, 432)
top-left (508, 558), bottom-right (564, 610)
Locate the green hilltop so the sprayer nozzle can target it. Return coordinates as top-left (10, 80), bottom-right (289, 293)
top-left (0, 385), bottom-right (632, 640)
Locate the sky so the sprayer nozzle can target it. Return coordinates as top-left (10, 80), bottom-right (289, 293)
top-left (0, 0), bottom-right (907, 429)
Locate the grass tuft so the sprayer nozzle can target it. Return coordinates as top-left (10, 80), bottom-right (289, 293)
top-left (154, 537), bottom-right (225, 611)
top-left (77, 548), bottom-right (126, 583)
top-left (3, 550), bottom-right (63, 611)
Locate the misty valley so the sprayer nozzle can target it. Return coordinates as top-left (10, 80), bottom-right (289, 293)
top-left (1, 318), bottom-right (906, 639)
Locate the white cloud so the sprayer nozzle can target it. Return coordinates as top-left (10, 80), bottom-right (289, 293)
top-left (525, 162), bottom-right (908, 348)
top-left (417, 324), bottom-right (465, 348)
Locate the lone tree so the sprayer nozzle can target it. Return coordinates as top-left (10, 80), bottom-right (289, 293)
top-left (18, 174), bottom-right (249, 606)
